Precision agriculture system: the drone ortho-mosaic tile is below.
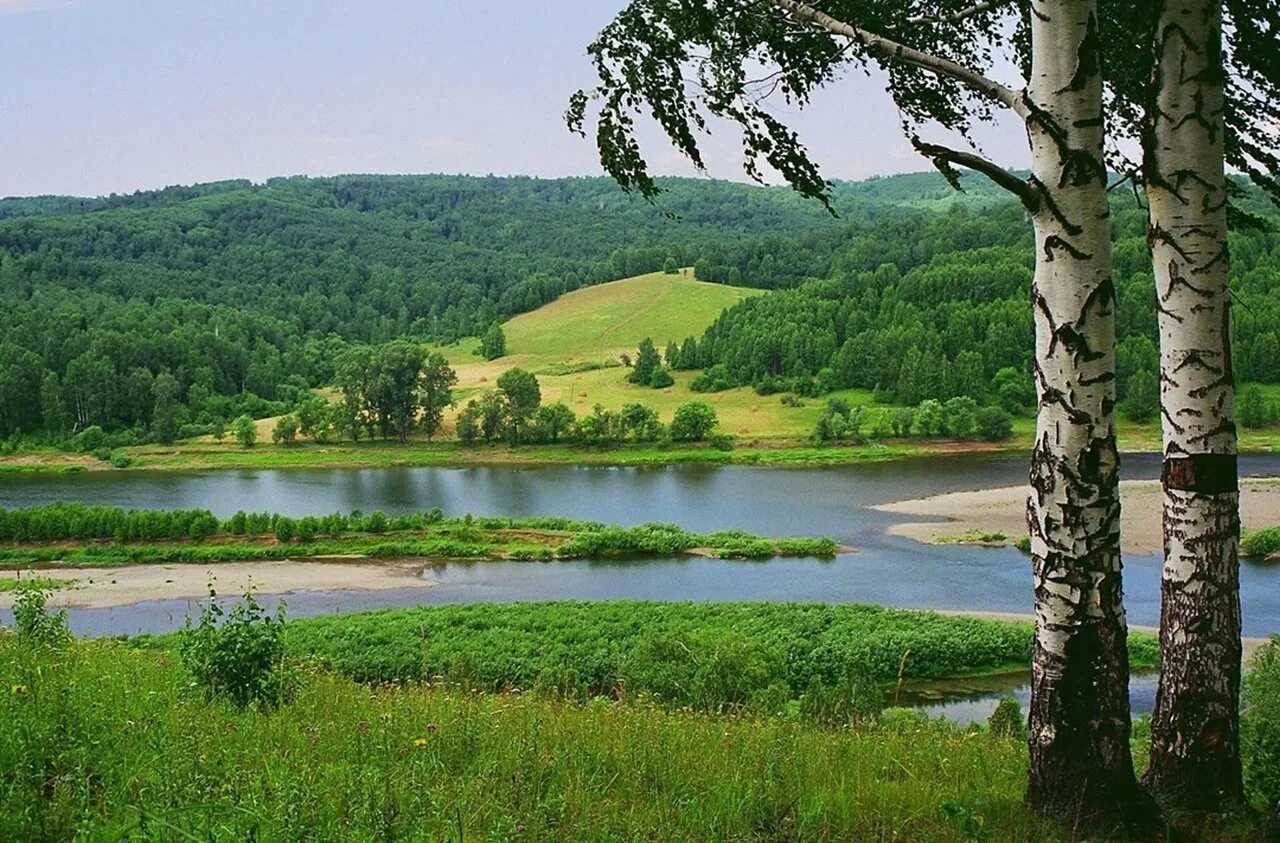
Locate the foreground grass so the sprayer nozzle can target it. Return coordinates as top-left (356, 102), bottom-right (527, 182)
top-left (1, 636), bottom-right (1055, 841)
top-left (273, 602), bottom-right (1160, 698)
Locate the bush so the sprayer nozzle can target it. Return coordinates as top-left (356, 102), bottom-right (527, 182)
top-left (707, 432), bottom-right (734, 451)
top-left (689, 364), bottom-right (734, 393)
top-left (70, 425), bottom-right (106, 453)
top-left (271, 414), bottom-right (300, 445)
top-left (987, 697), bottom-right (1026, 740)
top-left (1243, 527), bottom-right (1280, 559)
top-left (976, 406), bottom-right (1014, 441)
top-left (1244, 636), bottom-right (1280, 810)
top-left (179, 589), bottom-right (291, 708)
top-left (9, 587), bottom-right (70, 646)
top-left (648, 367), bottom-right (674, 389)
top-left (231, 415), bottom-right (256, 448)
top-left (1240, 385), bottom-right (1278, 429)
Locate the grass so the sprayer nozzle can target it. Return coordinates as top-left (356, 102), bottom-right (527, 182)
top-left (272, 601), bottom-right (1159, 696)
top-left (499, 269), bottom-right (760, 363)
top-left (0, 576), bottom-right (73, 593)
top-left (1243, 526), bottom-right (1280, 559)
top-left (0, 512), bottom-right (837, 568)
top-left (934, 529), bottom-right (1011, 545)
top-left (1, 635), bottom-right (1061, 842)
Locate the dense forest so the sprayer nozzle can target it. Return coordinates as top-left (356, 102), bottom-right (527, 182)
top-left (1, 172), bottom-right (1277, 441)
top-left (0, 174), bottom-right (863, 439)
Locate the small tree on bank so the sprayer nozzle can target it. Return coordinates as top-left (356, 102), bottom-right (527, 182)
top-left (496, 368), bottom-right (541, 444)
top-left (671, 401), bottom-right (717, 442)
top-left (271, 414), bottom-right (299, 445)
top-left (419, 352), bottom-right (458, 441)
top-left (231, 415), bottom-right (256, 449)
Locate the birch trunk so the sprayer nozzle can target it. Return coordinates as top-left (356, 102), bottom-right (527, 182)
top-left (1142, 0), bottom-right (1243, 813)
top-left (1023, 0), bottom-right (1150, 827)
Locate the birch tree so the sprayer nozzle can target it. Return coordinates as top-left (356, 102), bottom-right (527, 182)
top-left (569, 0), bottom-right (1152, 828)
top-left (1105, 0), bottom-right (1280, 816)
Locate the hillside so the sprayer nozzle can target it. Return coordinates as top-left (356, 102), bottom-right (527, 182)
top-left (3, 169), bottom-right (1278, 447)
top-left (439, 272), bottom-right (834, 440)
top-left (458, 270), bottom-right (760, 367)
top-left (0, 173), bottom-right (906, 440)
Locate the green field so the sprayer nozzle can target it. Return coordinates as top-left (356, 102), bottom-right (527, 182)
top-left (484, 269), bottom-right (761, 365)
top-left (2, 635), bottom-right (1053, 841)
top-left (275, 601), bottom-right (1157, 693)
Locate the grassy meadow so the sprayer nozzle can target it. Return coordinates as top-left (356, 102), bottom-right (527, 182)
top-left (2, 634), bottom-right (1053, 842)
top-left (274, 601), bottom-right (1158, 693)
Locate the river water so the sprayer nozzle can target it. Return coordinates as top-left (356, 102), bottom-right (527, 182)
top-left (3, 452), bottom-right (1277, 721)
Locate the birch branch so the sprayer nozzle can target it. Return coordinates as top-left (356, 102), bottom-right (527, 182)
top-left (770, 0), bottom-right (1029, 119)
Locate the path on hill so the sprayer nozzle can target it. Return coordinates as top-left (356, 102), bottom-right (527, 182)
top-left (594, 275), bottom-right (677, 357)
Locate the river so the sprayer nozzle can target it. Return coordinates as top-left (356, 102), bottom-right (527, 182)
top-left (3, 452), bottom-right (1278, 721)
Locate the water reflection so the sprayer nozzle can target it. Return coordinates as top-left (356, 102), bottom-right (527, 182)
top-left (891, 671), bottom-right (1160, 726)
top-left (3, 454), bottom-right (1280, 635)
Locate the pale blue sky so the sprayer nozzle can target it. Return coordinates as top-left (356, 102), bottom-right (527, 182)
top-left (1, 0), bottom-right (1027, 197)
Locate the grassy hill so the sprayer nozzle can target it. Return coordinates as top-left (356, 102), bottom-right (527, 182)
top-left (498, 269), bottom-right (758, 365)
top-left (439, 271), bottom-right (855, 440)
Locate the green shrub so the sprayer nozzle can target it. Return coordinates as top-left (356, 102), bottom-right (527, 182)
top-left (179, 589), bottom-right (291, 708)
top-left (987, 697), bottom-right (1026, 740)
top-left (707, 432), bottom-right (734, 451)
top-left (1244, 636), bottom-right (1280, 810)
top-left (9, 587), bottom-right (70, 646)
top-left (1243, 527), bottom-right (1280, 559)
top-left (70, 425), bottom-right (106, 453)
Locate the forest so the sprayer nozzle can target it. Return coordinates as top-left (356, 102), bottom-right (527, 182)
top-left (2, 173), bottom-right (1278, 443)
top-left (679, 190), bottom-right (1280, 415)
top-left (0, 174), bottom-right (878, 440)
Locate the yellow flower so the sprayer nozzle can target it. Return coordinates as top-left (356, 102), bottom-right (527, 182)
top-left (413, 737), bottom-right (428, 748)
top-left (11, 684), bottom-right (28, 696)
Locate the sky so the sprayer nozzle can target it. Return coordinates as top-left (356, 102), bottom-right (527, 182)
top-left (0, 0), bottom-right (1028, 198)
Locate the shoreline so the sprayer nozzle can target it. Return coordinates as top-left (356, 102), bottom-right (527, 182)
top-left (1, 433), bottom-right (1274, 475)
top-left (0, 558), bottom-right (435, 610)
top-left (874, 476), bottom-right (1280, 556)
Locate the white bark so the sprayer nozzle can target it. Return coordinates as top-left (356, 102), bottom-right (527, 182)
top-left (1143, 0), bottom-right (1243, 811)
top-left (1023, 0), bottom-right (1149, 828)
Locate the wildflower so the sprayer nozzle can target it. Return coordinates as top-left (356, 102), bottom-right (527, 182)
top-left (11, 684), bottom-right (28, 696)
top-left (413, 737), bottom-right (428, 748)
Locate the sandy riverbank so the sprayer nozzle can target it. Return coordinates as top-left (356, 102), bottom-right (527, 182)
top-left (874, 477), bottom-right (1280, 556)
top-left (0, 558), bottom-right (433, 610)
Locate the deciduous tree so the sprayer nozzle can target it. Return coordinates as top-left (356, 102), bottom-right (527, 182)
top-left (570, 0), bottom-right (1147, 826)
